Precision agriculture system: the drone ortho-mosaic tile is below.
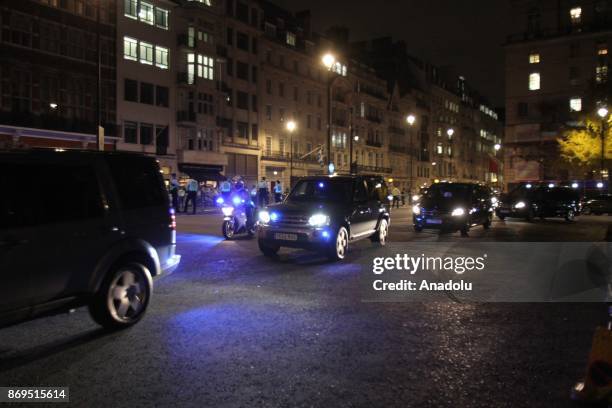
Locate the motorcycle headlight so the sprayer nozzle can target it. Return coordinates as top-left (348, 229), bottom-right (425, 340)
top-left (308, 213), bottom-right (330, 227)
top-left (412, 195), bottom-right (420, 202)
top-left (232, 196), bottom-right (242, 206)
top-left (451, 207), bottom-right (465, 217)
top-left (216, 197), bottom-right (224, 205)
top-left (514, 201), bottom-right (526, 209)
top-left (387, 195), bottom-right (394, 201)
top-left (491, 197), bottom-right (498, 204)
top-left (412, 205), bottom-right (420, 214)
top-left (259, 210), bottom-right (271, 224)
top-left (222, 206), bottom-right (234, 216)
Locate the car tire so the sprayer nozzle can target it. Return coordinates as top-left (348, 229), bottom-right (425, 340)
top-left (222, 220), bottom-right (234, 239)
top-left (327, 226), bottom-right (349, 261)
top-left (258, 240), bottom-right (279, 257)
top-left (565, 209), bottom-right (575, 222)
top-left (460, 225), bottom-right (470, 237)
top-left (370, 219), bottom-right (389, 246)
top-left (89, 262), bottom-right (152, 330)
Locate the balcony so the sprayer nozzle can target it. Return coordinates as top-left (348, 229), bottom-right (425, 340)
top-left (356, 164), bottom-right (392, 174)
top-left (388, 126), bottom-right (405, 136)
top-left (177, 110), bottom-right (196, 124)
top-left (332, 118), bottom-right (348, 127)
top-left (389, 145), bottom-right (410, 154)
top-left (365, 115), bottom-right (382, 124)
top-left (365, 140), bottom-right (382, 148)
top-left (261, 151), bottom-right (318, 163)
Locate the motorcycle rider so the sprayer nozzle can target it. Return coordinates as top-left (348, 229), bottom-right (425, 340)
top-left (234, 180), bottom-right (255, 229)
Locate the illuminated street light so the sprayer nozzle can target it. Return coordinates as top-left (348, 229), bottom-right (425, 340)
top-left (494, 143), bottom-right (501, 151)
top-left (597, 182), bottom-right (604, 189)
top-left (447, 128), bottom-right (454, 137)
top-left (287, 120), bottom-right (297, 183)
top-left (406, 114), bottom-right (416, 126)
top-left (49, 103), bottom-right (58, 109)
top-left (571, 182), bottom-right (579, 189)
top-left (597, 107), bottom-right (609, 118)
top-left (286, 120), bottom-right (296, 132)
top-left (353, 135), bottom-right (359, 142)
top-left (322, 53), bottom-right (336, 69)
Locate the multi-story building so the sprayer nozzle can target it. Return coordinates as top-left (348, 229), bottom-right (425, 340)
top-left (116, 0), bottom-right (177, 174)
top-left (505, 0), bottom-right (611, 188)
top-left (0, 0), bottom-right (117, 149)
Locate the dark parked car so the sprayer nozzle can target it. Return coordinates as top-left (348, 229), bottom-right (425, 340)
top-left (496, 185), bottom-right (580, 222)
top-left (413, 182), bottom-right (494, 236)
top-left (257, 175), bottom-right (390, 261)
top-left (582, 194), bottom-right (612, 215)
top-left (0, 149), bottom-right (180, 329)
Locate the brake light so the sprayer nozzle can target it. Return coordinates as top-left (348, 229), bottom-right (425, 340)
top-left (169, 207), bottom-right (176, 230)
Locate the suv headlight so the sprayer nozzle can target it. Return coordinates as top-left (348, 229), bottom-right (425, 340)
top-left (259, 210), bottom-right (271, 224)
top-left (451, 208), bottom-right (465, 217)
top-left (412, 205), bottom-right (421, 214)
top-left (514, 201), bottom-right (526, 209)
top-left (308, 213), bottom-right (330, 227)
top-left (222, 206), bottom-right (234, 216)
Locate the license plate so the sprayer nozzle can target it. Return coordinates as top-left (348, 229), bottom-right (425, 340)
top-left (275, 233), bottom-right (298, 241)
top-left (426, 218), bottom-right (442, 224)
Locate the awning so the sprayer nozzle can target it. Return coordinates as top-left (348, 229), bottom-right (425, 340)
top-left (178, 163), bottom-right (225, 182)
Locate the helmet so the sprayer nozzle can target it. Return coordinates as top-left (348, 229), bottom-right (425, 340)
top-left (235, 180), bottom-right (244, 190)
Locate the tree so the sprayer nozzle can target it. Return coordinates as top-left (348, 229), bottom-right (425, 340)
top-left (557, 116), bottom-right (612, 167)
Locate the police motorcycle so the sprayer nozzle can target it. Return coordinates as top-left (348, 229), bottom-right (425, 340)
top-left (221, 180), bottom-right (257, 240)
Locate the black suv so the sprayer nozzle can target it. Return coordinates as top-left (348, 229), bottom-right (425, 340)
top-left (413, 182), bottom-right (494, 236)
top-left (257, 175), bottom-right (390, 261)
top-left (496, 185), bottom-right (580, 222)
top-left (582, 194), bottom-right (612, 215)
top-left (0, 149), bottom-right (180, 329)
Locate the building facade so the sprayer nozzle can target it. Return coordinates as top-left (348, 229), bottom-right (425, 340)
top-left (505, 0), bottom-right (611, 188)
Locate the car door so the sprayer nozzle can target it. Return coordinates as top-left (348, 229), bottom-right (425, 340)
top-left (349, 179), bottom-right (373, 238)
top-left (365, 177), bottom-right (386, 231)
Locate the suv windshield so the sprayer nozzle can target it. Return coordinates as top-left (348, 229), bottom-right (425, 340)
top-left (287, 179), bottom-right (353, 203)
top-left (425, 184), bottom-right (471, 200)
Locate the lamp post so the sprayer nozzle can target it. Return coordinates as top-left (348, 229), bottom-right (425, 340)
top-left (597, 107), bottom-right (609, 187)
top-left (322, 53), bottom-right (336, 174)
top-left (95, 0), bottom-right (103, 151)
top-left (446, 128), bottom-right (454, 180)
top-left (286, 120), bottom-right (296, 186)
top-left (406, 114), bottom-right (416, 197)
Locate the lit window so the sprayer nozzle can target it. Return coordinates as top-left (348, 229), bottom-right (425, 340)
top-left (187, 53), bottom-right (215, 83)
top-left (123, 36), bottom-right (138, 60)
top-left (332, 62), bottom-right (347, 77)
top-left (188, 0), bottom-right (211, 4)
top-left (596, 65), bottom-right (609, 83)
top-left (570, 7), bottom-right (582, 24)
top-left (155, 46), bottom-right (169, 69)
top-left (286, 32), bottom-right (296, 46)
top-left (569, 98), bottom-right (582, 112)
top-left (124, 0), bottom-right (137, 19)
top-left (529, 72), bottom-right (540, 90)
top-left (598, 43), bottom-right (608, 56)
top-left (139, 41), bottom-right (153, 65)
top-left (187, 53), bottom-right (195, 84)
top-left (529, 53), bottom-right (540, 64)
top-left (139, 1), bottom-right (154, 25)
top-left (155, 7), bottom-right (169, 30)
top-left (436, 144), bottom-right (443, 154)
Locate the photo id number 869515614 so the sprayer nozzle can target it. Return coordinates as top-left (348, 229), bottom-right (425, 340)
top-left (0, 387), bottom-right (69, 402)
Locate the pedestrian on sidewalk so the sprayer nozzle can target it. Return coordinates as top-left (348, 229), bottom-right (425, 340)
top-left (392, 185), bottom-right (401, 209)
top-left (274, 180), bottom-right (283, 203)
top-left (169, 173), bottom-right (179, 210)
top-left (257, 177), bottom-right (269, 207)
top-left (184, 178), bottom-right (199, 214)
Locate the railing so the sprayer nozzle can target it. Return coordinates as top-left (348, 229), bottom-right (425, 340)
top-left (388, 126), bottom-right (405, 136)
top-left (356, 164), bottom-right (393, 174)
top-left (365, 115), bottom-right (382, 124)
top-left (506, 21), bottom-right (612, 43)
top-left (333, 118), bottom-right (348, 127)
top-left (261, 151), bottom-right (318, 163)
top-left (365, 140), bottom-right (382, 148)
top-left (389, 145), bottom-right (410, 154)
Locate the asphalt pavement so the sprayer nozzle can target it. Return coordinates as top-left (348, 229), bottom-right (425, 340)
top-left (0, 208), bottom-right (610, 407)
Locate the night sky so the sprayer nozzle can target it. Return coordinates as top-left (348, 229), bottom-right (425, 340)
top-left (275, 0), bottom-right (514, 108)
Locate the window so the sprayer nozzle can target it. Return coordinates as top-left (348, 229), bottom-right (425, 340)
top-left (237, 121), bottom-right (248, 138)
top-left (139, 1), bottom-right (154, 25)
top-left (106, 156), bottom-right (165, 209)
top-left (529, 72), bottom-right (540, 90)
top-left (286, 32), bottom-right (296, 46)
top-left (123, 36), bottom-right (138, 60)
top-left (569, 98), bottom-right (582, 112)
top-left (252, 37), bottom-right (258, 54)
top-left (293, 87), bottom-right (298, 101)
top-left (237, 32), bottom-right (249, 51)
top-left (518, 102), bottom-right (528, 117)
top-left (266, 105), bottom-right (272, 120)
top-left (252, 95), bottom-right (257, 112)
top-left (252, 124), bottom-right (258, 141)
top-left (266, 79), bottom-right (272, 94)
top-left (236, 61), bottom-right (249, 80)
top-left (279, 108), bottom-right (285, 122)
top-left (307, 114), bottom-right (312, 128)
top-left (125, 79), bottom-right (138, 101)
top-left (155, 7), bottom-right (169, 29)
top-left (124, 121), bottom-right (138, 143)
top-left (124, 0), bottom-right (137, 19)
top-left (156, 85), bottom-right (169, 107)
top-left (226, 58), bottom-right (233, 76)
top-left (570, 7), bottom-right (582, 24)
top-left (227, 28), bottom-right (233, 46)
top-left (0, 163), bottom-right (104, 228)
top-left (596, 65), bottom-right (609, 83)
top-left (139, 41), bottom-right (154, 65)
top-left (140, 82), bottom-right (154, 104)
top-left (188, 26), bottom-right (195, 47)
top-left (598, 42), bottom-right (608, 56)
top-left (236, 91), bottom-right (248, 110)
top-left (188, 53), bottom-right (215, 81)
top-left (529, 53), bottom-right (540, 64)
top-left (155, 46), bottom-right (169, 69)
top-left (140, 123), bottom-right (154, 145)
top-left (279, 82), bottom-right (285, 97)
top-left (251, 66), bottom-right (258, 83)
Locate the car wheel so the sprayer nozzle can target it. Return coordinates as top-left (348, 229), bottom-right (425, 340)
top-left (222, 220), bottom-right (234, 239)
top-left (583, 207), bottom-right (592, 215)
top-left (370, 219), bottom-right (389, 245)
top-left (483, 215), bottom-right (492, 229)
top-left (89, 262), bottom-right (152, 329)
top-left (565, 209), bottom-right (575, 222)
top-left (460, 225), bottom-right (470, 237)
top-left (258, 240), bottom-right (279, 257)
top-left (328, 226), bottom-right (349, 261)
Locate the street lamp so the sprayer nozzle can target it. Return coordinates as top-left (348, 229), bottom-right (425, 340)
top-left (597, 106), bottom-right (609, 186)
top-left (406, 114), bottom-right (416, 198)
top-left (494, 143), bottom-right (501, 151)
top-left (446, 128), bottom-right (454, 180)
top-left (322, 53), bottom-right (336, 70)
top-left (446, 128), bottom-right (454, 138)
top-left (322, 52), bottom-right (338, 174)
top-left (286, 120), bottom-right (296, 185)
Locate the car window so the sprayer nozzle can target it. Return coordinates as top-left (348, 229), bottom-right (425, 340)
top-left (425, 184), bottom-right (471, 200)
top-left (287, 179), bottom-right (352, 203)
top-left (106, 155), bottom-right (166, 209)
top-left (0, 161), bottom-right (104, 229)
top-left (366, 178), bottom-right (387, 202)
top-left (353, 180), bottom-right (368, 202)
